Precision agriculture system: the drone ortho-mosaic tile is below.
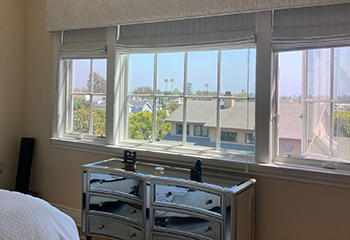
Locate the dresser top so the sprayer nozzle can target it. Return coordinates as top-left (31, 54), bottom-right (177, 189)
top-left (82, 158), bottom-right (255, 191)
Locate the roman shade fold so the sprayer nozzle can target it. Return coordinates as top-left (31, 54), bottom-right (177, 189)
top-left (115, 13), bottom-right (256, 54)
top-left (60, 28), bottom-right (107, 59)
top-left (271, 3), bottom-right (350, 52)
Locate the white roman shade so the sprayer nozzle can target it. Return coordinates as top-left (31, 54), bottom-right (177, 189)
top-left (115, 13), bottom-right (256, 53)
top-left (60, 28), bottom-right (107, 59)
top-left (271, 3), bottom-right (350, 52)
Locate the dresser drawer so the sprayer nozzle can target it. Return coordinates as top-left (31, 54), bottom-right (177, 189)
top-left (153, 183), bottom-right (222, 216)
top-left (151, 232), bottom-right (197, 240)
top-left (153, 209), bottom-right (221, 240)
top-left (89, 195), bottom-right (143, 225)
top-left (89, 215), bottom-right (143, 240)
top-left (89, 172), bottom-right (144, 199)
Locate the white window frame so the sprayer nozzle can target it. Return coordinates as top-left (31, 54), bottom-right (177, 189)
top-left (63, 59), bottom-right (107, 142)
top-left (120, 50), bottom-right (255, 156)
top-left (51, 14), bottom-right (350, 188)
top-left (273, 49), bottom-right (350, 172)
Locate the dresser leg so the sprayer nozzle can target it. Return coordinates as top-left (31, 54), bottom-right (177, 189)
top-left (80, 236), bottom-right (92, 240)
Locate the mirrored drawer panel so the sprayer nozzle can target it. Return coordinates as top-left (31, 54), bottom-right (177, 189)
top-left (153, 210), bottom-right (221, 240)
top-left (89, 172), bottom-right (144, 199)
top-left (154, 184), bottom-right (222, 215)
top-left (152, 232), bottom-right (197, 240)
top-left (89, 215), bottom-right (143, 240)
top-left (89, 195), bottom-right (143, 224)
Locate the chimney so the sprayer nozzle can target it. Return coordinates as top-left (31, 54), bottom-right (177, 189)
top-left (224, 91), bottom-right (235, 108)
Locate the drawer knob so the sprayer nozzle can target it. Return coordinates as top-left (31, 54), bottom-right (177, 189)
top-left (165, 217), bottom-right (171, 223)
top-left (205, 199), bottom-right (213, 205)
top-left (98, 202), bottom-right (105, 207)
top-left (129, 232), bottom-right (137, 238)
top-left (130, 186), bottom-right (136, 190)
top-left (204, 226), bottom-right (212, 232)
top-left (98, 224), bottom-right (105, 230)
top-left (130, 209), bottom-right (137, 214)
top-left (165, 191), bottom-right (172, 197)
top-left (99, 179), bottom-right (105, 184)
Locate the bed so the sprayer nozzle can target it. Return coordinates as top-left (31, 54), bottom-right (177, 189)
top-left (0, 189), bottom-right (79, 240)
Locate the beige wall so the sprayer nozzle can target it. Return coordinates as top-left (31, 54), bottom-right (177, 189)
top-left (1, 0), bottom-right (350, 239)
top-left (0, 0), bottom-right (27, 189)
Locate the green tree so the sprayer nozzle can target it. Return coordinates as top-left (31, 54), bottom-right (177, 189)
top-left (334, 109), bottom-right (350, 137)
top-left (128, 111), bottom-right (170, 141)
top-left (164, 79), bottom-right (169, 91)
top-left (132, 86), bottom-right (154, 94)
top-left (73, 108), bottom-right (90, 134)
top-left (87, 72), bottom-right (106, 93)
top-left (73, 96), bottom-right (90, 111)
top-left (164, 102), bottom-right (181, 114)
top-left (170, 79), bottom-right (174, 92)
top-left (204, 83), bottom-right (209, 92)
top-left (187, 82), bottom-right (193, 95)
top-left (172, 88), bottom-right (181, 95)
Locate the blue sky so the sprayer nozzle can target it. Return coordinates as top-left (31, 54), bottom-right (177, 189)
top-left (72, 49), bottom-right (306, 97)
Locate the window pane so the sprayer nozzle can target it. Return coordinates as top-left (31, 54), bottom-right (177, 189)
top-left (92, 95), bottom-right (106, 135)
top-left (202, 126), bottom-right (208, 137)
top-left (127, 97), bottom-right (153, 141)
top-left (308, 49), bottom-right (331, 100)
top-left (186, 99), bottom-right (217, 149)
top-left (194, 125), bottom-right (201, 136)
top-left (306, 102), bottom-right (330, 157)
top-left (221, 49), bottom-right (256, 98)
top-left (278, 51), bottom-right (303, 157)
top-left (72, 95), bottom-right (90, 134)
top-left (129, 54), bottom-right (154, 94)
top-left (157, 53), bottom-right (184, 95)
top-left (334, 47), bottom-right (350, 101)
top-left (221, 132), bottom-right (237, 142)
top-left (72, 60), bottom-right (91, 93)
top-left (220, 99), bottom-right (255, 153)
top-left (92, 59), bottom-right (107, 94)
top-left (188, 51), bottom-right (218, 96)
top-left (334, 104), bottom-right (350, 161)
top-left (245, 133), bottom-right (255, 144)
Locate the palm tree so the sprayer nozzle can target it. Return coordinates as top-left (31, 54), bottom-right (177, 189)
top-left (164, 79), bottom-right (169, 91)
top-left (205, 84), bottom-right (209, 92)
top-left (170, 79), bottom-right (174, 92)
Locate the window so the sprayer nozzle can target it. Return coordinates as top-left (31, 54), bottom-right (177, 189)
top-left (245, 133), bottom-right (255, 144)
top-left (124, 49), bottom-right (255, 152)
top-left (277, 47), bottom-right (350, 162)
top-left (220, 132), bottom-right (237, 142)
top-left (65, 59), bottom-right (107, 137)
top-left (176, 124), bottom-right (189, 135)
top-left (194, 125), bottom-right (208, 137)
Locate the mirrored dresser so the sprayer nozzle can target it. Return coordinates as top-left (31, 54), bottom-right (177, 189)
top-left (81, 158), bottom-right (256, 240)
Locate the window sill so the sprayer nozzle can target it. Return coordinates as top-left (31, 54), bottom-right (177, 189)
top-left (51, 137), bottom-right (350, 189)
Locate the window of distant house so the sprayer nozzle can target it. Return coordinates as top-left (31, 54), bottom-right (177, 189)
top-left (277, 47), bottom-right (350, 162)
top-left (125, 49), bottom-right (255, 153)
top-left (176, 124), bottom-right (189, 135)
top-left (64, 59), bottom-right (107, 137)
top-left (220, 132), bottom-right (237, 143)
top-left (245, 133), bottom-right (255, 144)
top-left (194, 125), bottom-right (208, 137)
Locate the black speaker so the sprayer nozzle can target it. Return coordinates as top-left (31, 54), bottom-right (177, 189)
top-left (15, 138), bottom-right (35, 194)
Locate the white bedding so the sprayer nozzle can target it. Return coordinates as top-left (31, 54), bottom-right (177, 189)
top-left (0, 189), bottom-right (79, 240)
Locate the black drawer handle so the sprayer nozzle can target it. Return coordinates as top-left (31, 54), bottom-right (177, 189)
top-left (204, 226), bottom-right (212, 232)
top-left (98, 202), bottom-right (105, 207)
top-left (130, 209), bottom-right (137, 214)
top-left (129, 232), bottom-right (137, 238)
top-left (205, 199), bottom-right (213, 205)
top-left (165, 217), bottom-right (171, 223)
top-left (165, 191), bottom-right (172, 197)
top-left (99, 179), bottom-right (105, 184)
top-left (98, 224), bottom-right (105, 230)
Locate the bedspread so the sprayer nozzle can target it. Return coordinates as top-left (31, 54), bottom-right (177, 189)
top-left (0, 189), bottom-right (79, 240)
